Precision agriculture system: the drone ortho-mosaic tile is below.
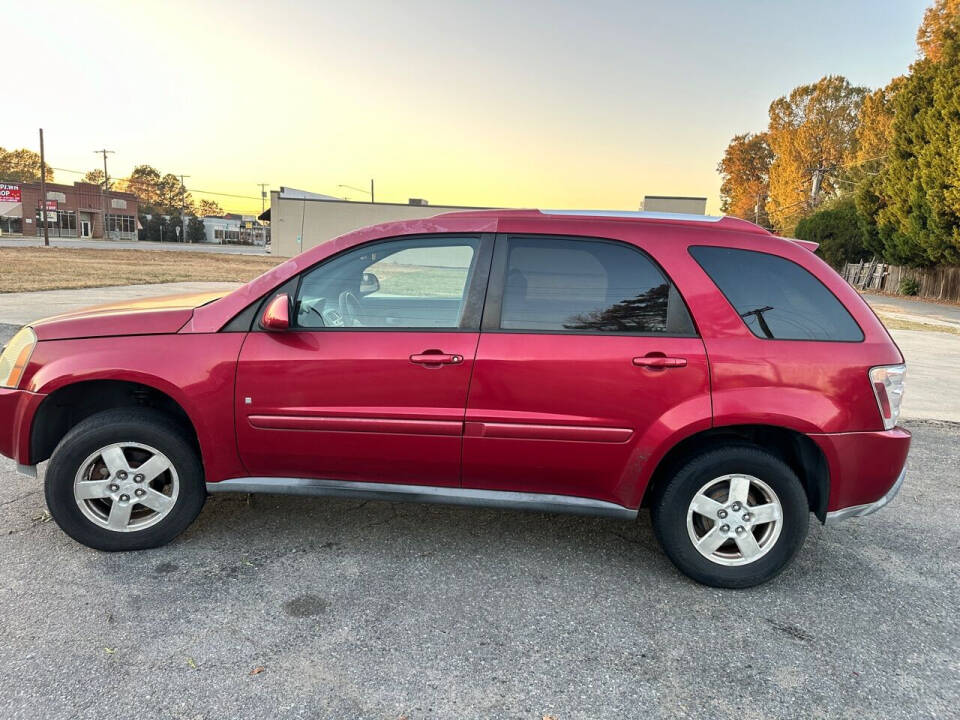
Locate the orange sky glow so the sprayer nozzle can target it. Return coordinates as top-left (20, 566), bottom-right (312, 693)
top-left (3, 0), bottom-right (929, 216)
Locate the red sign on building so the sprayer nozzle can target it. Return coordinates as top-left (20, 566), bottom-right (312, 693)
top-left (0, 183), bottom-right (21, 203)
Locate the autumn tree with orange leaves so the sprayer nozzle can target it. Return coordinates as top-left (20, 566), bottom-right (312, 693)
top-left (917, 0), bottom-right (960, 61)
top-left (765, 76), bottom-right (867, 235)
top-left (717, 133), bottom-right (773, 229)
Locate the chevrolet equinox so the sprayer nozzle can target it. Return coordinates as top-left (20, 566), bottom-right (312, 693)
top-left (0, 210), bottom-right (909, 587)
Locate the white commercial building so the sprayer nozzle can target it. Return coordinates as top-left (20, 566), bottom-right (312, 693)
top-left (641, 196), bottom-right (707, 214)
top-left (268, 187), bottom-right (485, 257)
top-left (267, 187), bottom-right (710, 258)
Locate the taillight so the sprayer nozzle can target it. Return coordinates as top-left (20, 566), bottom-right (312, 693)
top-left (869, 364), bottom-right (906, 430)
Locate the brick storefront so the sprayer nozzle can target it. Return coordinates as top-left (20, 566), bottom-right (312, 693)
top-left (8, 181), bottom-right (138, 240)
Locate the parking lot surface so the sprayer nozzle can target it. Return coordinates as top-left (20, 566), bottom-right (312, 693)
top-left (0, 420), bottom-right (957, 719)
top-left (1, 286), bottom-right (958, 718)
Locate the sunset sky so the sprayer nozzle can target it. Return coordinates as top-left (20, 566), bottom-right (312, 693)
top-left (4, 0), bottom-right (929, 215)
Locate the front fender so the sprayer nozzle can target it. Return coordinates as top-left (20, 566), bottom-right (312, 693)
top-left (21, 333), bottom-right (247, 482)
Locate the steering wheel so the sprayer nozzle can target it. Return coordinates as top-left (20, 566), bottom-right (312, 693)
top-left (338, 290), bottom-right (363, 327)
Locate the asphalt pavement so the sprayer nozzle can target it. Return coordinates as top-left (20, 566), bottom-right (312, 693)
top-left (862, 292), bottom-right (960, 324)
top-left (1, 286), bottom-right (958, 718)
top-left (0, 420), bottom-right (956, 719)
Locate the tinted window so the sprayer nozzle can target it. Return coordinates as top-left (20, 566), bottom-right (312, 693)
top-left (498, 236), bottom-right (695, 335)
top-left (690, 246), bottom-right (863, 341)
top-left (296, 237), bottom-right (478, 329)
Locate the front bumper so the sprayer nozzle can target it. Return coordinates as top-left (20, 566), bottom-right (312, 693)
top-left (825, 466), bottom-right (906, 525)
top-left (0, 387), bottom-right (44, 466)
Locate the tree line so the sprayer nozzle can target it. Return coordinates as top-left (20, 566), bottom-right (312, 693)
top-left (0, 151), bottom-right (224, 218)
top-left (718, 0), bottom-right (960, 269)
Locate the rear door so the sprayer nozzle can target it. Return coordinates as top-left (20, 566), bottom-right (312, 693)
top-left (461, 234), bottom-right (711, 507)
top-left (235, 234), bottom-right (493, 486)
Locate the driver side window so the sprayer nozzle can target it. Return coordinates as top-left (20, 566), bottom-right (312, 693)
top-left (295, 237), bottom-right (479, 329)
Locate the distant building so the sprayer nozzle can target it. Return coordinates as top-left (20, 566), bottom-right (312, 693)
top-left (641, 196), bottom-right (707, 215)
top-left (264, 186), bottom-right (712, 258)
top-left (269, 186), bottom-right (485, 257)
top-left (0, 180), bottom-right (138, 240)
top-left (201, 214), bottom-right (269, 246)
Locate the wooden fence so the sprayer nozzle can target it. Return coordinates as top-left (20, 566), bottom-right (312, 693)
top-left (842, 260), bottom-right (960, 303)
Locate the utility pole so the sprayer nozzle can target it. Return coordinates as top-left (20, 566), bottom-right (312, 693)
top-left (178, 174), bottom-right (190, 242)
top-left (257, 183), bottom-right (268, 215)
top-left (370, 178), bottom-right (375, 204)
top-left (93, 148), bottom-right (114, 239)
top-left (810, 164), bottom-right (831, 208)
top-left (39, 129), bottom-right (49, 247)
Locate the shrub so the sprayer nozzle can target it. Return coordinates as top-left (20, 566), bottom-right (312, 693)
top-left (898, 277), bottom-right (920, 296)
top-left (795, 196), bottom-right (871, 269)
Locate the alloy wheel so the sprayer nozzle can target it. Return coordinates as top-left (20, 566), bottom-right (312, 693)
top-left (686, 473), bottom-right (783, 566)
top-left (72, 442), bottom-right (179, 533)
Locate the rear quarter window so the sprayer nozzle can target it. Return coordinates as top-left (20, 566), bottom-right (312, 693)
top-left (689, 246), bottom-right (863, 342)
top-left (498, 236), bottom-right (696, 335)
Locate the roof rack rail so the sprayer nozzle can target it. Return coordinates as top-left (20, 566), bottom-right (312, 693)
top-left (540, 209), bottom-right (723, 223)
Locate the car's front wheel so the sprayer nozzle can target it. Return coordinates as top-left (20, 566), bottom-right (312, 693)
top-left (44, 408), bottom-right (205, 551)
top-left (651, 445), bottom-right (809, 588)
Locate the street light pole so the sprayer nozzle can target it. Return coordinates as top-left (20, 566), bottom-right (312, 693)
top-left (337, 182), bottom-right (375, 202)
top-left (178, 174), bottom-right (191, 243)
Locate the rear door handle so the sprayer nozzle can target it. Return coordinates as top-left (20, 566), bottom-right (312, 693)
top-left (633, 356), bottom-right (687, 368)
top-left (410, 352), bottom-right (463, 366)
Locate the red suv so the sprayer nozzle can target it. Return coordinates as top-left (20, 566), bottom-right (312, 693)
top-left (0, 210), bottom-right (909, 587)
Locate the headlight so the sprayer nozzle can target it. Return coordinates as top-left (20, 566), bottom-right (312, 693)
top-left (869, 364), bottom-right (906, 430)
top-left (0, 327), bottom-right (37, 389)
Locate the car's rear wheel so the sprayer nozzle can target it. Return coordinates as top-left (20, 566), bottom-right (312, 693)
top-left (44, 408), bottom-right (205, 551)
top-left (651, 445), bottom-right (809, 588)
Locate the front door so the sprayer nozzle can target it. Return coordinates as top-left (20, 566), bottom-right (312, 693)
top-left (235, 234), bottom-right (493, 486)
top-left (80, 220), bottom-right (91, 238)
top-left (462, 234), bottom-right (711, 507)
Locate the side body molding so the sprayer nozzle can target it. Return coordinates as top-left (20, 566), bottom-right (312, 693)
top-left (207, 477), bottom-right (638, 520)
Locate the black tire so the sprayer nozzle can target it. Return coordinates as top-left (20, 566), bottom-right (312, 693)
top-left (44, 408), bottom-right (205, 551)
top-left (651, 445), bottom-right (809, 588)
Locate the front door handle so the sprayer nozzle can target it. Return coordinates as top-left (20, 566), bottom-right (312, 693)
top-left (410, 351), bottom-right (463, 366)
top-left (633, 356), bottom-right (687, 368)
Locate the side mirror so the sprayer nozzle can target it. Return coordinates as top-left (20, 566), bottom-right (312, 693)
top-left (260, 293), bottom-right (291, 331)
top-left (359, 272), bottom-right (380, 296)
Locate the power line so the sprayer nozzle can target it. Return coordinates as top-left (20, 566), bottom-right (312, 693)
top-left (187, 187), bottom-right (262, 200)
top-left (48, 167), bottom-right (264, 200)
top-left (841, 154), bottom-right (887, 168)
top-left (37, 165), bottom-right (271, 215)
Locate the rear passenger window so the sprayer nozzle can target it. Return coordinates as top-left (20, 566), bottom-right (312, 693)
top-left (498, 236), bottom-right (695, 335)
top-left (689, 246), bottom-right (863, 341)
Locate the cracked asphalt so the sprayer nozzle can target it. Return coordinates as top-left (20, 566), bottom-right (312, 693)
top-left (0, 419), bottom-right (958, 719)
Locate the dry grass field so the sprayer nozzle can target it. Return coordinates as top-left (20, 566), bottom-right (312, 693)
top-left (871, 302), bottom-right (960, 335)
top-left (0, 248), bottom-right (283, 293)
